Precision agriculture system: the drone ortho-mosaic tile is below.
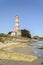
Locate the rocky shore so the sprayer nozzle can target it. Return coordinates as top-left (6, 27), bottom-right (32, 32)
top-left (0, 40), bottom-right (42, 65)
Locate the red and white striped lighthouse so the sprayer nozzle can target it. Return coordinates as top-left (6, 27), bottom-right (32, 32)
top-left (11, 16), bottom-right (21, 36)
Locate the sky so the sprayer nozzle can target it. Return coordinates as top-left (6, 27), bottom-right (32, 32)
top-left (0, 0), bottom-right (43, 37)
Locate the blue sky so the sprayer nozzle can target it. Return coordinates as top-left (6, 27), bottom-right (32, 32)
top-left (0, 0), bottom-right (43, 37)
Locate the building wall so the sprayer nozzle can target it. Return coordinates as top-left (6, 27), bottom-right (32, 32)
top-left (11, 16), bottom-right (21, 37)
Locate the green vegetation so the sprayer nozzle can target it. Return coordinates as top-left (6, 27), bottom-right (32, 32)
top-left (8, 29), bottom-right (31, 38)
top-left (21, 29), bottom-right (31, 38)
top-left (8, 31), bottom-right (12, 34)
top-left (0, 29), bottom-right (43, 43)
top-left (32, 36), bottom-right (39, 40)
top-left (0, 33), bottom-right (16, 43)
top-left (37, 46), bottom-right (43, 49)
top-left (0, 37), bottom-right (4, 42)
top-left (41, 62), bottom-right (43, 65)
top-left (0, 33), bottom-right (7, 43)
top-left (0, 33), bottom-right (7, 37)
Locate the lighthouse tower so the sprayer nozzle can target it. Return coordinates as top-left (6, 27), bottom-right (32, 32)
top-left (11, 16), bottom-right (21, 36)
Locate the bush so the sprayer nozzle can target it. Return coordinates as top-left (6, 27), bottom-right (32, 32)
top-left (0, 33), bottom-right (7, 37)
top-left (0, 37), bottom-right (4, 43)
top-left (21, 29), bottom-right (31, 38)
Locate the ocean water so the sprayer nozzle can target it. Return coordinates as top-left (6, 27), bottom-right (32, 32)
top-left (31, 41), bottom-right (43, 46)
top-left (30, 41), bottom-right (43, 57)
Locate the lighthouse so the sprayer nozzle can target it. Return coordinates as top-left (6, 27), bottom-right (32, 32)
top-left (11, 16), bottom-right (21, 37)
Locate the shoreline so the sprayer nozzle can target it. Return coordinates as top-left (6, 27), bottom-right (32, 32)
top-left (0, 40), bottom-right (42, 65)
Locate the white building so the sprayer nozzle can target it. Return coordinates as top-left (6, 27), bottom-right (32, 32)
top-left (11, 16), bottom-right (21, 36)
